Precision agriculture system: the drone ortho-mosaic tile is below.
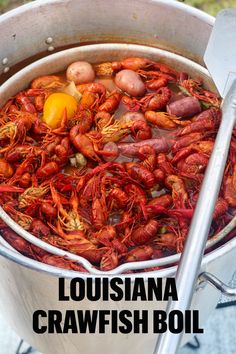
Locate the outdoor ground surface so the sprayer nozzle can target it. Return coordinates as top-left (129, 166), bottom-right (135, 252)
top-left (0, 0), bottom-right (236, 15)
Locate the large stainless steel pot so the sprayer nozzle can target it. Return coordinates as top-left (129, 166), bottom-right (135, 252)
top-left (0, 1), bottom-right (235, 354)
top-left (0, 0), bottom-right (213, 80)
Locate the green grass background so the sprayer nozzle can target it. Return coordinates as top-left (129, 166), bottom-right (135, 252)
top-left (0, 0), bottom-right (236, 16)
top-left (181, 0), bottom-right (236, 16)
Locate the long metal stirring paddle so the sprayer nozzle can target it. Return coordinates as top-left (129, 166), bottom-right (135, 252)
top-left (154, 8), bottom-right (236, 354)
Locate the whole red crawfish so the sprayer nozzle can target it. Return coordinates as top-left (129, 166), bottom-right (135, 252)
top-left (18, 172), bottom-right (32, 188)
top-left (0, 111), bottom-right (35, 153)
top-left (36, 161), bottom-right (60, 179)
top-left (177, 115), bottom-right (219, 136)
top-left (15, 92), bottom-right (37, 113)
top-left (76, 82), bottom-right (107, 108)
top-left (111, 57), bottom-right (155, 72)
top-left (122, 96), bottom-right (141, 111)
top-left (131, 120), bottom-right (152, 140)
top-left (125, 162), bottom-right (156, 189)
top-left (52, 136), bottom-right (72, 165)
top-left (180, 79), bottom-right (221, 107)
top-left (5, 144), bottom-right (41, 163)
top-left (31, 116), bottom-right (49, 135)
top-left (36, 254), bottom-right (88, 272)
top-left (145, 77), bottom-right (168, 91)
top-left (124, 183), bottom-right (147, 212)
top-left (137, 145), bottom-right (156, 171)
top-left (25, 88), bottom-right (51, 112)
top-left (50, 185), bottom-right (87, 233)
top-left (165, 175), bottom-right (189, 209)
top-left (107, 187), bottom-right (129, 211)
top-left (171, 132), bottom-right (206, 153)
top-left (8, 154), bottom-right (38, 183)
top-left (98, 91), bottom-right (122, 112)
top-left (41, 202), bottom-right (57, 219)
top-left (94, 111), bottom-right (113, 131)
top-left (145, 111), bottom-right (177, 130)
top-left (156, 153), bottom-right (175, 175)
top-left (100, 248), bottom-right (119, 271)
top-left (79, 91), bottom-right (97, 110)
top-left (140, 87), bottom-right (172, 111)
top-left (138, 69), bottom-right (177, 82)
top-left (125, 245), bottom-right (154, 262)
top-left (144, 194), bottom-right (173, 218)
top-left (0, 158), bottom-right (13, 180)
top-left (177, 152), bottom-right (209, 175)
top-left (70, 108), bottom-right (94, 133)
top-left (111, 237), bottom-right (128, 256)
top-left (42, 134), bottom-right (72, 167)
top-left (91, 183), bottom-right (108, 230)
top-left (213, 198), bottom-right (229, 220)
top-left (108, 56), bottom-right (178, 79)
top-left (152, 232), bottom-right (177, 251)
top-left (98, 115), bottom-right (135, 144)
top-left (45, 232), bottom-right (106, 265)
top-left (76, 162), bottom-right (126, 193)
top-left (18, 184), bottom-right (50, 209)
top-left (31, 75), bottom-right (66, 89)
top-left (30, 219), bottom-right (50, 238)
top-left (122, 87), bottom-right (172, 112)
top-left (0, 185), bottom-right (24, 193)
top-left (131, 219), bottom-right (159, 246)
top-left (70, 126), bottom-right (102, 161)
top-left (90, 225), bottom-right (116, 247)
top-left (171, 140), bottom-right (214, 164)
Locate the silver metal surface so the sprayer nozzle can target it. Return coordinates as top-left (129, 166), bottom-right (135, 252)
top-left (154, 82), bottom-right (236, 354)
top-left (2, 57), bottom-right (8, 65)
top-left (0, 0), bottom-right (214, 78)
top-left (200, 272), bottom-right (236, 297)
top-left (204, 8), bottom-right (236, 97)
top-left (0, 232), bottom-right (236, 353)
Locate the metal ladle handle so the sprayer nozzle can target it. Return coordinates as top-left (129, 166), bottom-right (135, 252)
top-left (154, 82), bottom-right (236, 354)
top-left (200, 272), bottom-right (236, 297)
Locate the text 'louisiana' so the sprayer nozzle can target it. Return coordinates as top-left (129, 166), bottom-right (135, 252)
top-left (58, 277), bottom-right (178, 301)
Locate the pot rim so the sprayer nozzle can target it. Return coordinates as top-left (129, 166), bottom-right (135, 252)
top-left (0, 0), bottom-right (215, 26)
top-left (1, 236), bottom-right (236, 280)
top-left (0, 42), bottom-right (224, 276)
top-left (1, 42), bottom-right (235, 278)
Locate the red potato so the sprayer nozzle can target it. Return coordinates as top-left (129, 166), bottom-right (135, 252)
top-left (66, 61), bottom-right (95, 84)
top-left (115, 69), bottom-right (146, 97)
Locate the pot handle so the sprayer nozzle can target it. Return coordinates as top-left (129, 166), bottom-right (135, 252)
top-left (199, 272), bottom-right (236, 297)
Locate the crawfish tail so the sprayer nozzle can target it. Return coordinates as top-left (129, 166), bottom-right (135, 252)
top-left (0, 185), bottom-right (24, 193)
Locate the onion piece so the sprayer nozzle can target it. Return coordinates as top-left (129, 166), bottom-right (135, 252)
top-left (62, 81), bottom-right (82, 102)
